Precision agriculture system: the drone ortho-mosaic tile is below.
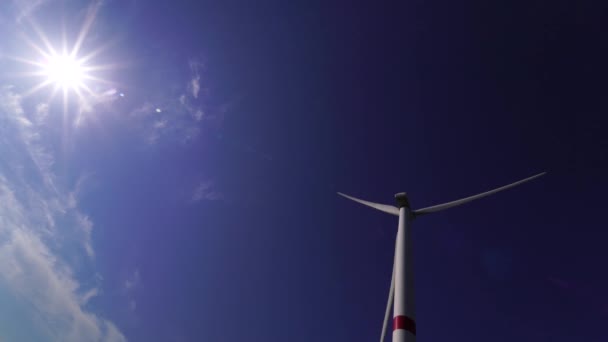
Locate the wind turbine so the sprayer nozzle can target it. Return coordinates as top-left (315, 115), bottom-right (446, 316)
top-left (338, 172), bottom-right (546, 342)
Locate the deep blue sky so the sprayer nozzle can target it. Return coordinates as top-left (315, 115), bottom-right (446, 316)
top-left (0, 0), bottom-right (606, 341)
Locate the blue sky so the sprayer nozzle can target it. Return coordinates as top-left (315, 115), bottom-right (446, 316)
top-left (0, 0), bottom-right (607, 341)
top-left (0, 1), bottom-right (218, 340)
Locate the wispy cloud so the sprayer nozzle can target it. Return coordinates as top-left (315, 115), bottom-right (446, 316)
top-left (0, 86), bottom-right (126, 341)
top-left (76, 213), bottom-right (95, 258)
top-left (128, 97), bottom-right (202, 145)
top-left (0, 177), bottom-right (125, 342)
top-left (80, 287), bottom-right (100, 306)
top-left (124, 269), bottom-right (140, 291)
top-left (192, 180), bottom-right (223, 202)
top-left (74, 88), bottom-right (120, 128)
top-left (126, 57), bottom-right (232, 146)
top-left (34, 102), bottom-right (49, 124)
top-left (123, 269), bottom-right (140, 312)
top-left (188, 59), bottom-right (203, 99)
top-left (13, 0), bottom-right (50, 23)
top-left (190, 75), bottom-right (201, 99)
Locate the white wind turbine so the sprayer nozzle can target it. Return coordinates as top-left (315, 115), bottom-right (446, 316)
top-left (338, 172), bottom-right (546, 342)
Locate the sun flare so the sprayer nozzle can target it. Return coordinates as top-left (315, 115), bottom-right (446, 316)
top-left (43, 53), bottom-right (86, 91)
top-left (10, 2), bottom-right (117, 116)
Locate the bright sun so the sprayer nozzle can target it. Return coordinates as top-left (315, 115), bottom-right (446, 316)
top-left (11, 2), bottom-right (115, 111)
top-left (43, 54), bottom-right (86, 90)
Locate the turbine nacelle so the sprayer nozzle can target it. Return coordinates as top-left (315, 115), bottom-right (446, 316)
top-left (394, 193), bottom-right (410, 209)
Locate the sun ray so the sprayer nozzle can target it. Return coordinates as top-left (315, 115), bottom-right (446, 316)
top-left (81, 63), bottom-right (125, 72)
top-left (25, 18), bottom-right (58, 57)
top-left (5, 72), bottom-right (33, 79)
top-left (71, 2), bottom-right (101, 58)
top-left (77, 37), bottom-right (121, 65)
top-left (4, 55), bottom-right (47, 68)
top-left (4, 71), bottom-right (49, 80)
top-left (48, 84), bottom-right (61, 103)
top-left (78, 83), bottom-right (96, 98)
top-left (61, 85), bottom-right (70, 159)
top-left (22, 79), bottom-right (54, 98)
top-left (73, 87), bottom-right (90, 127)
top-left (21, 34), bottom-right (53, 60)
top-left (11, 1), bottom-right (125, 133)
top-left (81, 74), bottom-right (119, 87)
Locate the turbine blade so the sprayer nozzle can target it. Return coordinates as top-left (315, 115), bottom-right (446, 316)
top-left (380, 252), bottom-right (395, 342)
top-left (337, 192), bottom-right (399, 216)
top-left (413, 172), bottom-right (546, 216)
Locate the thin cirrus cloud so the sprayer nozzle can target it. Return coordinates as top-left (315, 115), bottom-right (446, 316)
top-left (14, 0), bottom-right (50, 23)
top-left (124, 269), bottom-right (140, 291)
top-left (2, 3), bottom-right (225, 339)
top-left (74, 88), bottom-right (121, 128)
top-left (188, 59), bottom-right (202, 99)
top-left (127, 58), bottom-right (226, 145)
top-left (123, 269), bottom-right (140, 312)
top-left (192, 180), bottom-right (223, 202)
top-left (0, 86), bottom-right (126, 341)
top-left (129, 100), bottom-right (201, 145)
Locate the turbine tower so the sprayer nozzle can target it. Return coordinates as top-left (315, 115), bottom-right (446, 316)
top-left (338, 172), bottom-right (546, 342)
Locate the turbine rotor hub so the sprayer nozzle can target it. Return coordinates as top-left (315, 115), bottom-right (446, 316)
top-left (394, 192), bottom-right (411, 209)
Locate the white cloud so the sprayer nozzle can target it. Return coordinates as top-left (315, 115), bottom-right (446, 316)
top-left (67, 174), bottom-right (87, 209)
top-left (123, 270), bottom-right (140, 312)
top-left (80, 287), bottom-right (100, 306)
top-left (153, 119), bottom-right (167, 129)
top-left (192, 180), bottom-right (223, 202)
top-left (129, 98), bottom-right (202, 145)
top-left (103, 321), bottom-right (127, 342)
top-left (123, 57), bottom-right (232, 146)
top-left (124, 269), bottom-right (140, 291)
top-left (194, 109), bottom-right (204, 121)
top-left (35, 102), bottom-right (49, 124)
top-left (74, 88), bottom-right (120, 128)
top-left (0, 178), bottom-right (125, 342)
top-left (129, 102), bottom-right (154, 117)
top-left (190, 75), bottom-right (200, 99)
top-left (76, 213), bottom-right (95, 258)
top-left (0, 87), bottom-right (126, 341)
top-left (188, 59), bottom-right (203, 99)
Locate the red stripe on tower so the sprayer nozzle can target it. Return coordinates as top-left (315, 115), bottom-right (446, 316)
top-left (393, 315), bottom-right (416, 335)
